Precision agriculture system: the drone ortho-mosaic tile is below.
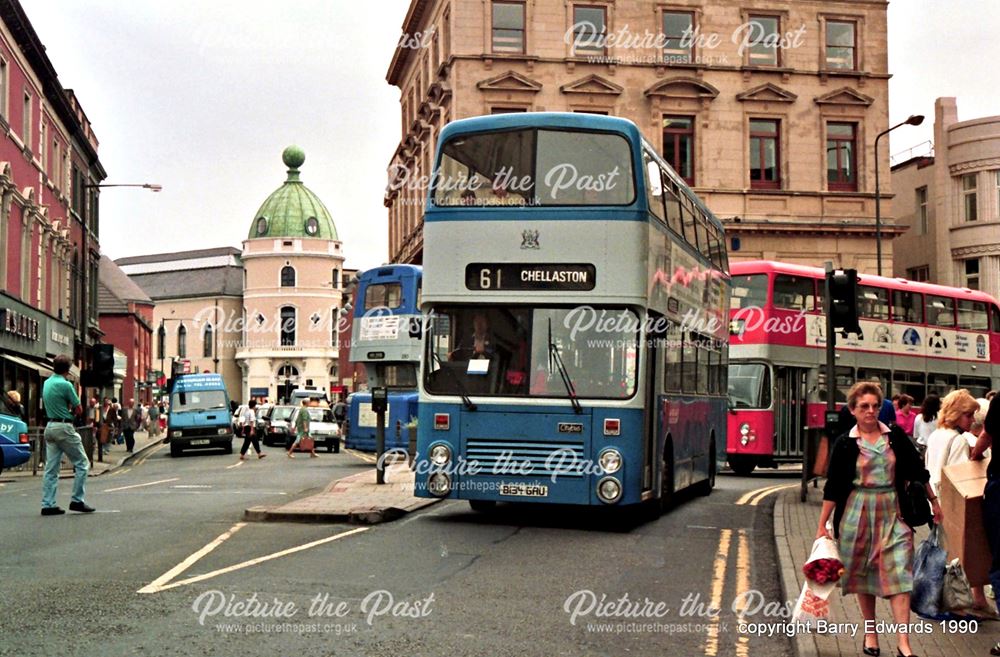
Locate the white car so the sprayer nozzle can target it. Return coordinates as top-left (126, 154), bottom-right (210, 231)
top-left (290, 407), bottom-right (341, 453)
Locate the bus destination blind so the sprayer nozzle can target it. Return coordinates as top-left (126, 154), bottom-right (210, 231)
top-left (466, 263), bottom-right (596, 291)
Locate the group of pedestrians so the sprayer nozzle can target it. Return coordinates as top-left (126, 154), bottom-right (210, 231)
top-left (234, 397), bottom-right (347, 461)
top-left (820, 381), bottom-right (1000, 656)
top-left (86, 396), bottom-right (163, 453)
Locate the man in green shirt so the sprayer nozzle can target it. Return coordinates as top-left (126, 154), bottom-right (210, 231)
top-left (40, 355), bottom-right (93, 515)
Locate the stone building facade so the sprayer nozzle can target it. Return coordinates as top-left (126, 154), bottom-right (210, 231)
top-left (893, 97), bottom-right (1000, 298)
top-left (385, 0), bottom-right (894, 272)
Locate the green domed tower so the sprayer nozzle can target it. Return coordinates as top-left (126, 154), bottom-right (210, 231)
top-left (248, 146), bottom-right (338, 240)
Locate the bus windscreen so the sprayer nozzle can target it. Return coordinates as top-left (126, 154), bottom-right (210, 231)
top-left (433, 129), bottom-right (635, 207)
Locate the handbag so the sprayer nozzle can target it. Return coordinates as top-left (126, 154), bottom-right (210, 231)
top-left (942, 558), bottom-right (975, 613)
top-left (911, 525), bottom-right (948, 619)
top-left (900, 480), bottom-right (933, 528)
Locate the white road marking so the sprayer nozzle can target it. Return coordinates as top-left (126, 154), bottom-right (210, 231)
top-left (173, 485), bottom-right (212, 489)
top-left (138, 522), bottom-right (246, 594)
top-left (687, 525), bottom-right (719, 530)
top-left (225, 461), bottom-right (244, 469)
top-left (142, 526), bottom-right (370, 593)
top-left (103, 478), bottom-right (179, 493)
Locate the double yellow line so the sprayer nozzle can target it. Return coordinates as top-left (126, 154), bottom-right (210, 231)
top-left (735, 483), bottom-right (797, 507)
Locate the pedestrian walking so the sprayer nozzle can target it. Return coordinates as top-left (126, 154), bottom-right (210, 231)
top-left (817, 381), bottom-right (940, 657)
top-left (912, 394), bottom-right (940, 457)
top-left (120, 398), bottom-right (138, 453)
top-left (110, 398), bottom-right (122, 444)
top-left (895, 394), bottom-right (917, 438)
top-left (287, 399), bottom-right (316, 458)
top-left (238, 400), bottom-right (266, 460)
top-left (148, 401), bottom-right (160, 437)
top-left (40, 355), bottom-right (95, 515)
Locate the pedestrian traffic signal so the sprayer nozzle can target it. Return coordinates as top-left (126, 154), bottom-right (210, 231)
top-left (827, 269), bottom-right (861, 336)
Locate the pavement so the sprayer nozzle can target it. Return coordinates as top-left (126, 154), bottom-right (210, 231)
top-left (775, 481), bottom-right (1000, 657)
top-left (245, 460), bottom-right (439, 524)
top-left (0, 428), bottom-right (166, 480)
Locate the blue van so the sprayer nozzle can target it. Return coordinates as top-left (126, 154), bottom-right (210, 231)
top-left (0, 411), bottom-right (30, 475)
top-left (167, 374), bottom-right (234, 457)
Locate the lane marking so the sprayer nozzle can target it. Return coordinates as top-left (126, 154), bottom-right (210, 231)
top-left (704, 528), bottom-right (732, 657)
top-left (735, 483), bottom-right (791, 506)
top-left (173, 485), bottom-right (212, 489)
top-left (226, 461), bottom-right (244, 469)
top-left (135, 443), bottom-right (165, 466)
top-left (734, 528), bottom-right (752, 657)
top-left (687, 525), bottom-right (718, 530)
top-left (138, 522), bottom-right (246, 594)
top-left (103, 477), bottom-right (179, 493)
top-left (346, 449), bottom-right (377, 464)
top-left (109, 467), bottom-right (131, 477)
top-left (141, 526), bottom-right (370, 594)
top-left (746, 483), bottom-right (798, 506)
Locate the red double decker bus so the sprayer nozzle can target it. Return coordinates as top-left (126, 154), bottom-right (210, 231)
top-left (726, 260), bottom-right (1000, 475)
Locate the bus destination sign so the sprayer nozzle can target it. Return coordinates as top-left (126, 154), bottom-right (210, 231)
top-left (465, 263), bottom-right (596, 291)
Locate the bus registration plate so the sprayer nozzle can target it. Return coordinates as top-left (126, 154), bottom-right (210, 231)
top-left (190, 439), bottom-right (210, 446)
top-left (500, 483), bottom-right (548, 497)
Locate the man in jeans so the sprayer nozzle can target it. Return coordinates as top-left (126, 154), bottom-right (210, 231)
top-left (40, 355), bottom-right (95, 515)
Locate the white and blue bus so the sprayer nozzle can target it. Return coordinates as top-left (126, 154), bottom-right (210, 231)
top-left (346, 264), bottom-right (422, 451)
top-left (415, 112), bottom-right (730, 511)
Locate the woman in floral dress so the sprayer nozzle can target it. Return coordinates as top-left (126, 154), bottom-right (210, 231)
top-left (817, 381), bottom-right (941, 657)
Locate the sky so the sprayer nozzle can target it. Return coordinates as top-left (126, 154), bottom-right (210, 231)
top-left (20, 0), bottom-right (1000, 271)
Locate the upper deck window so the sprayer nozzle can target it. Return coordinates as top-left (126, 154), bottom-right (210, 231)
top-left (730, 274), bottom-right (768, 310)
top-left (892, 290), bottom-right (923, 324)
top-left (927, 295), bottom-right (956, 327)
top-left (773, 275), bottom-right (816, 311)
top-left (433, 128), bottom-right (635, 207)
top-left (364, 283), bottom-right (403, 310)
top-left (857, 285), bottom-right (889, 320)
top-left (957, 299), bottom-right (988, 331)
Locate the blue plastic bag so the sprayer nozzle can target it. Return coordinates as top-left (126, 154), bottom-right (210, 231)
top-left (911, 525), bottom-right (948, 620)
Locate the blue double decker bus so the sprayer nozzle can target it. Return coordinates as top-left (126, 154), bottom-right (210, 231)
top-left (346, 264), bottom-right (422, 451)
top-left (415, 112), bottom-right (730, 512)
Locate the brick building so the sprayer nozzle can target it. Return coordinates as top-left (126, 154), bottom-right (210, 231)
top-left (97, 255), bottom-right (153, 404)
top-left (385, 0), bottom-right (893, 272)
top-left (0, 0), bottom-right (105, 425)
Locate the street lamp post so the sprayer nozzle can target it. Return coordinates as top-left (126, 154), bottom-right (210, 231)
top-left (875, 114), bottom-right (924, 276)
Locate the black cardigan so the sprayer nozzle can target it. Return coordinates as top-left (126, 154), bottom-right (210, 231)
top-left (822, 425), bottom-right (930, 538)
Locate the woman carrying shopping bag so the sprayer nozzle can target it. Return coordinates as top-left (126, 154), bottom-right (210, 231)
top-left (817, 381), bottom-right (941, 657)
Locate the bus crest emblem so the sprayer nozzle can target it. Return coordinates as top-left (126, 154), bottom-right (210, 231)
top-left (521, 230), bottom-right (540, 250)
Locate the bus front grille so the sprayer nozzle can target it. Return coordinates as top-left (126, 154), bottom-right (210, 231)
top-left (465, 439), bottom-right (587, 478)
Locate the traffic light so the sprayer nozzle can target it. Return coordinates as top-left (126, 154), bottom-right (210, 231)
top-left (827, 269), bottom-right (861, 336)
top-left (81, 343), bottom-right (115, 388)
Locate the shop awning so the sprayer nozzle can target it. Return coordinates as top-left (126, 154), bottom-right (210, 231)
top-left (2, 354), bottom-right (56, 378)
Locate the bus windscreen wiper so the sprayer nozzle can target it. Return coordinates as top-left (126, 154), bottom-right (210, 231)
top-left (548, 319), bottom-right (582, 414)
top-left (431, 343), bottom-right (477, 411)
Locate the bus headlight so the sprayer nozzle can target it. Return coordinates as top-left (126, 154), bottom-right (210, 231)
top-left (429, 444), bottom-right (452, 466)
top-left (597, 477), bottom-right (622, 503)
top-left (427, 473), bottom-right (451, 496)
top-left (171, 430), bottom-right (182, 438)
top-left (739, 423), bottom-right (752, 446)
top-left (599, 449), bottom-right (623, 474)
top-left (217, 428), bottom-right (228, 435)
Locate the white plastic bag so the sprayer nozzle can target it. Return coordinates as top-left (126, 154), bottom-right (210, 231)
top-left (792, 579), bottom-right (836, 624)
top-left (792, 535), bottom-right (842, 624)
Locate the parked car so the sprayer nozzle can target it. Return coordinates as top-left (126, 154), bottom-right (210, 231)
top-left (289, 406), bottom-right (341, 453)
top-left (261, 405), bottom-right (295, 447)
top-left (0, 410), bottom-right (30, 475)
top-left (254, 404), bottom-right (273, 435)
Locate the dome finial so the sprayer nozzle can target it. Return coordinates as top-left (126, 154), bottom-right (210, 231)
top-left (282, 145), bottom-right (305, 181)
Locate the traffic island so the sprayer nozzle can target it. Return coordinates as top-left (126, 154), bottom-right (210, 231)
top-left (244, 463), bottom-right (440, 524)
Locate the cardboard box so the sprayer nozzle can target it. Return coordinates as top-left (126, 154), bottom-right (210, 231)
top-left (940, 458), bottom-right (991, 586)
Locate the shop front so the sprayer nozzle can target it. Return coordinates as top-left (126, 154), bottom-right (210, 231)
top-left (0, 297), bottom-right (49, 427)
